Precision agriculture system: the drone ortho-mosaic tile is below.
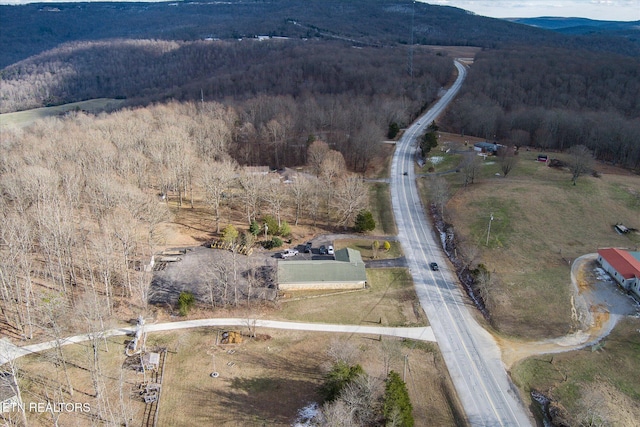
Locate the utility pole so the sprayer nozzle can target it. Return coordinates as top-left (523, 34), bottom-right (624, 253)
top-left (408, 0), bottom-right (415, 78)
top-left (486, 213), bottom-right (494, 247)
top-left (403, 354), bottom-right (408, 382)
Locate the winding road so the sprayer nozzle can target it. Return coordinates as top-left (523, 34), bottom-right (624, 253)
top-left (391, 60), bottom-right (533, 426)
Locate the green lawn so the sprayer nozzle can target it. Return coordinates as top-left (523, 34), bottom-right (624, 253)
top-left (369, 182), bottom-right (397, 235)
top-left (335, 238), bottom-right (403, 260)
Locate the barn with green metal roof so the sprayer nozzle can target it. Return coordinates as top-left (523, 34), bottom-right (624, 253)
top-left (277, 248), bottom-right (367, 290)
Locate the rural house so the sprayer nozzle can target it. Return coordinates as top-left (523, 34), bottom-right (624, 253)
top-left (277, 248), bottom-right (367, 290)
top-left (597, 248), bottom-right (640, 300)
top-left (473, 142), bottom-right (500, 155)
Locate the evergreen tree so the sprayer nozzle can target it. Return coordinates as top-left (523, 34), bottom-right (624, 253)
top-left (249, 220), bottom-right (261, 236)
top-left (321, 362), bottom-right (365, 402)
top-left (383, 371), bottom-right (414, 427)
top-left (388, 122), bottom-right (400, 139)
top-left (354, 210), bottom-right (376, 232)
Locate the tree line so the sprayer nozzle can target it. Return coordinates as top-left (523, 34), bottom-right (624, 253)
top-left (442, 46), bottom-right (640, 169)
top-left (0, 39), bottom-right (451, 115)
top-left (0, 97), bottom-right (396, 343)
top-left (2, 0), bottom-right (638, 69)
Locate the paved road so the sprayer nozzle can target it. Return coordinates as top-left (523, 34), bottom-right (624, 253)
top-left (0, 319), bottom-right (434, 365)
top-left (391, 60), bottom-right (533, 426)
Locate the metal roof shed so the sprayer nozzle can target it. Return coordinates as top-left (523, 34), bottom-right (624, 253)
top-left (278, 248), bottom-right (367, 290)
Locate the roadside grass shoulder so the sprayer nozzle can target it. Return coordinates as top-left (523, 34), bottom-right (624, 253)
top-left (369, 182), bottom-right (397, 235)
top-left (335, 238), bottom-right (403, 260)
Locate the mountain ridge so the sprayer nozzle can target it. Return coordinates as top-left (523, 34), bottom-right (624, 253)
top-left (2, 0), bottom-right (639, 68)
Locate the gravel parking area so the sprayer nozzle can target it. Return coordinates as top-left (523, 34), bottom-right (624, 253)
top-left (150, 245), bottom-right (278, 307)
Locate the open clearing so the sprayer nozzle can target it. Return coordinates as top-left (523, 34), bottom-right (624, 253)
top-left (419, 134), bottom-right (640, 425)
top-left (0, 98), bottom-right (125, 128)
top-left (511, 317), bottom-right (640, 426)
top-left (16, 328), bottom-right (461, 426)
top-left (420, 139), bottom-right (639, 339)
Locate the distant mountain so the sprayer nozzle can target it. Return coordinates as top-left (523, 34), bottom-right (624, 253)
top-left (507, 17), bottom-right (640, 35)
top-left (1, 0), bottom-right (639, 68)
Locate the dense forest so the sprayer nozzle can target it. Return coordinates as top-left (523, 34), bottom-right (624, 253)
top-left (1, 0), bottom-right (639, 68)
top-left (443, 47), bottom-right (640, 168)
top-left (0, 39), bottom-right (451, 117)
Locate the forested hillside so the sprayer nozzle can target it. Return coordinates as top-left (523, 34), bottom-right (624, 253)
top-left (0, 39), bottom-right (450, 116)
top-left (443, 47), bottom-right (640, 168)
top-left (2, 0), bottom-right (639, 69)
top-left (0, 98), bottom-right (393, 341)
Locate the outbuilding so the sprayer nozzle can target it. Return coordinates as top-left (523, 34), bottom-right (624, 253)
top-left (277, 248), bottom-right (367, 290)
top-left (473, 142), bottom-right (500, 155)
top-left (597, 248), bottom-right (640, 300)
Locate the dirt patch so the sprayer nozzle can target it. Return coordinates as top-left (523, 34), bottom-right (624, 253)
top-left (150, 246), bottom-right (277, 309)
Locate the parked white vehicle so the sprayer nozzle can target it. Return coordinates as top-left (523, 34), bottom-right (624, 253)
top-left (281, 248), bottom-right (299, 258)
top-left (327, 245), bottom-right (334, 255)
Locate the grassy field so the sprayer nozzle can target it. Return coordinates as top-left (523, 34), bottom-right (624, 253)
top-left (0, 98), bottom-right (125, 128)
top-left (335, 238), bottom-right (403, 260)
top-left (416, 138), bottom-right (640, 425)
top-left (511, 317), bottom-right (640, 426)
top-left (277, 267), bottom-right (427, 327)
top-left (16, 327), bottom-right (461, 426)
top-left (423, 148), bottom-right (640, 339)
top-left (369, 182), bottom-right (398, 235)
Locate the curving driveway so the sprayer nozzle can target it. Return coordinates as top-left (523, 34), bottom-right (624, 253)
top-left (0, 319), bottom-right (434, 366)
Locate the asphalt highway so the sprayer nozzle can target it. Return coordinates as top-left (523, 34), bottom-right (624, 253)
top-left (390, 60), bottom-right (533, 426)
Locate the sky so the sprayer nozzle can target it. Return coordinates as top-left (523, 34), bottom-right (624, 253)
top-left (422, 0), bottom-right (640, 21)
top-left (0, 0), bottom-right (638, 21)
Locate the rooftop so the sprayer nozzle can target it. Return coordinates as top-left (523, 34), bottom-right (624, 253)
top-left (278, 248), bottom-right (366, 284)
top-left (598, 248), bottom-right (640, 279)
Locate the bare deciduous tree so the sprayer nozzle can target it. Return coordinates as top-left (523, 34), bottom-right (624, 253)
top-left (461, 152), bottom-right (482, 186)
top-left (200, 159), bottom-right (237, 233)
top-left (288, 174), bottom-right (311, 226)
top-left (307, 140), bottom-right (330, 176)
top-left (429, 175), bottom-right (450, 219)
top-left (497, 145), bottom-right (518, 177)
top-left (332, 176), bottom-right (368, 229)
top-left (568, 144), bottom-right (593, 185)
top-left (238, 170), bottom-right (266, 225)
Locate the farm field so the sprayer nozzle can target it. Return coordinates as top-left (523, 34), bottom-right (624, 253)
top-left (0, 98), bottom-right (125, 128)
top-left (419, 138), bottom-right (639, 339)
top-left (15, 328), bottom-right (461, 426)
top-left (417, 134), bottom-right (640, 425)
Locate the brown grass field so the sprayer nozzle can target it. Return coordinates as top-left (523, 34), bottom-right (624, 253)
top-left (421, 136), bottom-right (639, 339)
top-left (16, 328), bottom-right (462, 426)
top-left (0, 98), bottom-right (125, 128)
top-left (420, 133), bottom-right (640, 425)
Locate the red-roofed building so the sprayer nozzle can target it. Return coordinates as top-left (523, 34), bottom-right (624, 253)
top-left (597, 248), bottom-right (640, 299)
